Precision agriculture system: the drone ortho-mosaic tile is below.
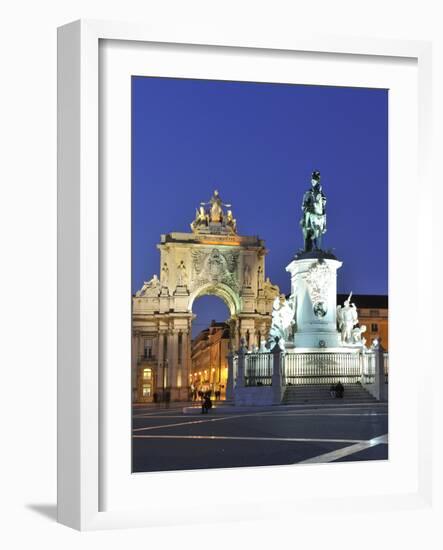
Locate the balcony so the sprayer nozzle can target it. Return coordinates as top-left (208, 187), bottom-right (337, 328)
top-left (137, 354), bottom-right (157, 364)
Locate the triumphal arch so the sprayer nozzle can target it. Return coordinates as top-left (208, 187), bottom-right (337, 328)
top-left (132, 191), bottom-right (279, 402)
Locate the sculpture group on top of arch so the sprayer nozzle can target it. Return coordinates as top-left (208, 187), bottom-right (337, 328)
top-left (190, 189), bottom-right (237, 235)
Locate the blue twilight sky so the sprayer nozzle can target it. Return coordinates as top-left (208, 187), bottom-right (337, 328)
top-left (132, 77), bottom-right (388, 336)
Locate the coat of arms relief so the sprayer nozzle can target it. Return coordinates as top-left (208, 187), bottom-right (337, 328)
top-left (191, 248), bottom-right (240, 292)
top-left (303, 260), bottom-right (332, 318)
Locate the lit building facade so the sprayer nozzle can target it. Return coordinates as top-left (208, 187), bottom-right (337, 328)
top-left (190, 321), bottom-right (231, 399)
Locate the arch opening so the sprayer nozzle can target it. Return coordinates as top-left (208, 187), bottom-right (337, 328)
top-left (191, 295), bottom-right (231, 338)
top-left (188, 282), bottom-right (241, 318)
top-left (189, 289), bottom-right (237, 402)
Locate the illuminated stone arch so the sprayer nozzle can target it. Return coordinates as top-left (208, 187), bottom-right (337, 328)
top-left (132, 191), bottom-right (279, 402)
top-left (188, 282), bottom-right (241, 318)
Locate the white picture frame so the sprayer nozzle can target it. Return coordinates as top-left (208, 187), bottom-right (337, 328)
top-left (57, 19), bottom-right (434, 531)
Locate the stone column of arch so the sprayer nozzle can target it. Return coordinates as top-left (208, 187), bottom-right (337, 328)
top-left (156, 330), bottom-right (165, 394)
top-left (165, 329), bottom-right (174, 392)
top-left (170, 329), bottom-right (181, 395)
top-left (181, 329), bottom-right (191, 399)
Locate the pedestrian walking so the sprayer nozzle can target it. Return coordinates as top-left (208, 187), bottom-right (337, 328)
top-left (201, 393), bottom-right (212, 414)
top-left (164, 390), bottom-right (171, 408)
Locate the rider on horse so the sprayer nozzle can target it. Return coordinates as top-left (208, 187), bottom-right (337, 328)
top-left (300, 170), bottom-right (327, 251)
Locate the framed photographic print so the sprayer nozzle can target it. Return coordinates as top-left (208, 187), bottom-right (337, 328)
top-left (58, 20), bottom-right (433, 531)
top-left (130, 74), bottom-right (389, 474)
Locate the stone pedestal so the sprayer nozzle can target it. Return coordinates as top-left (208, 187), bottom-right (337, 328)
top-left (240, 286), bottom-right (256, 313)
top-left (271, 345), bottom-right (284, 404)
top-left (286, 253), bottom-right (342, 348)
top-left (173, 285), bottom-right (190, 312)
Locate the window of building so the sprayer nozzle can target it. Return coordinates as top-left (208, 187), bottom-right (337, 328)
top-left (144, 338), bottom-right (153, 359)
top-left (143, 368), bottom-right (152, 380)
top-left (371, 323), bottom-right (378, 332)
top-left (142, 384), bottom-right (151, 397)
top-left (369, 309), bottom-right (379, 317)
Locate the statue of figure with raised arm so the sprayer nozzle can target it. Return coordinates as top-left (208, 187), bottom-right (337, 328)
top-left (337, 292), bottom-right (359, 344)
top-left (201, 190), bottom-right (231, 223)
top-left (191, 190), bottom-right (237, 234)
top-left (300, 170), bottom-right (327, 252)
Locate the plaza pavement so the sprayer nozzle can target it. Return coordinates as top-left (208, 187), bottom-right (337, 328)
top-left (132, 401), bottom-right (388, 472)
